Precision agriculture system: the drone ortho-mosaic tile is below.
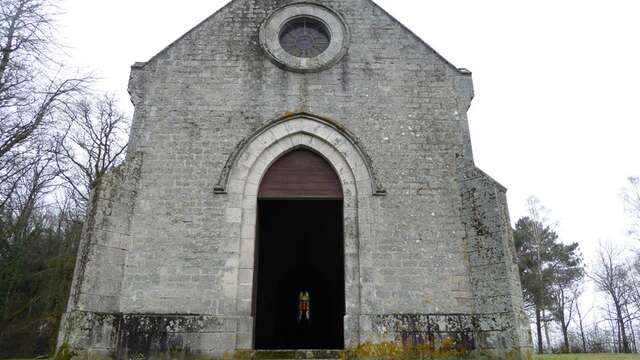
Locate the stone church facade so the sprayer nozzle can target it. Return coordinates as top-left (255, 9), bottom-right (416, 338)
top-left (59, 0), bottom-right (532, 359)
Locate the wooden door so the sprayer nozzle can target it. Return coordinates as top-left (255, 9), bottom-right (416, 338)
top-left (258, 148), bottom-right (343, 199)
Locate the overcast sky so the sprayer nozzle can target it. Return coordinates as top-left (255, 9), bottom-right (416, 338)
top-left (56, 0), bottom-right (640, 275)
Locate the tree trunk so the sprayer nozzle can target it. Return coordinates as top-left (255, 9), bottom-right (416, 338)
top-left (562, 322), bottom-right (570, 352)
top-left (544, 310), bottom-right (552, 351)
top-left (624, 305), bottom-right (637, 353)
top-left (613, 318), bottom-right (621, 353)
top-left (631, 320), bottom-right (638, 353)
top-left (576, 303), bottom-right (587, 352)
top-left (0, 3), bottom-right (19, 88)
top-left (557, 292), bottom-right (570, 352)
top-left (616, 303), bottom-right (631, 353)
top-left (535, 306), bottom-right (544, 353)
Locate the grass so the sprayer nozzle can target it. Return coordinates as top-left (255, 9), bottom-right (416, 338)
top-left (537, 354), bottom-right (640, 360)
top-left (6, 351), bottom-right (637, 360)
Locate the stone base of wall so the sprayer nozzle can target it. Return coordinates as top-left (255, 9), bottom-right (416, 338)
top-left (359, 313), bottom-right (533, 360)
top-left (60, 311), bottom-right (531, 360)
top-left (59, 311), bottom-right (248, 359)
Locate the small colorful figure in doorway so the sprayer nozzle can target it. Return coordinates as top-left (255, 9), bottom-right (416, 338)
top-left (298, 291), bottom-right (311, 323)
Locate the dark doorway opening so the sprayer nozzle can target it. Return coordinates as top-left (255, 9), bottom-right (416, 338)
top-left (254, 199), bottom-right (345, 349)
top-left (253, 148), bottom-right (345, 350)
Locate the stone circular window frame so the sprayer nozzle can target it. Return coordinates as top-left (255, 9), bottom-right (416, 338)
top-left (260, 2), bottom-right (350, 73)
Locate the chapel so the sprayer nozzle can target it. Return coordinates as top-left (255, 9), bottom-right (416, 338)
top-left (59, 1), bottom-right (532, 359)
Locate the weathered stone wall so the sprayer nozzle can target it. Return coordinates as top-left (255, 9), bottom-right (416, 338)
top-left (124, 0), bottom-right (473, 325)
top-left (460, 167), bottom-right (533, 358)
top-left (58, 155), bottom-right (143, 354)
top-left (60, 0), bottom-right (531, 358)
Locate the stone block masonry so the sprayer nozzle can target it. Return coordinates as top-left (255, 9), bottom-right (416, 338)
top-left (59, 0), bottom-right (533, 359)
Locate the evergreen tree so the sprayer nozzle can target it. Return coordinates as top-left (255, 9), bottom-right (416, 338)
top-left (513, 216), bottom-right (583, 353)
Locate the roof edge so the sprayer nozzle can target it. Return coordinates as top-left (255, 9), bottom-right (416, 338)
top-left (133, 0), bottom-right (244, 68)
top-left (367, 0), bottom-right (471, 75)
top-left (133, 0), bottom-right (473, 75)
top-left (468, 166), bottom-right (508, 193)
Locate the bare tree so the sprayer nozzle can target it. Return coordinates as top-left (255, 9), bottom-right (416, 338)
top-left (628, 259), bottom-right (640, 351)
top-left (7, 150), bottom-right (58, 238)
top-left (0, 144), bottom-right (59, 320)
top-left (590, 241), bottom-right (634, 353)
top-left (624, 177), bottom-right (640, 239)
top-left (624, 303), bottom-right (638, 352)
top-left (0, 1), bottom-right (97, 355)
top-left (552, 283), bottom-right (578, 352)
top-left (549, 233), bottom-right (584, 353)
top-left (55, 94), bottom-right (129, 213)
top-left (572, 287), bottom-right (591, 353)
top-left (527, 196), bottom-right (548, 353)
top-left (0, 0), bottom-right (87, 149)
top-left (0, 0), bottom-right (86, 210)
top-left (0, 142), bottom-right (58, 238)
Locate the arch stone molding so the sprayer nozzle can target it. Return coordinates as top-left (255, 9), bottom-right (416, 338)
top-left (224, 115), bottom-right (376, 349)
top-left (215, 112), bottom-right (386, 196)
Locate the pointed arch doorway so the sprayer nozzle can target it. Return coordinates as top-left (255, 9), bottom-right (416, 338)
top-left (254, 148), bottom-right (345, 350)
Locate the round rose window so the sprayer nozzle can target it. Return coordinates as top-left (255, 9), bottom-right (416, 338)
top-left (279, 17), bottom-right (331, 58)
top-left (260, 3), bottom-right (350, 72)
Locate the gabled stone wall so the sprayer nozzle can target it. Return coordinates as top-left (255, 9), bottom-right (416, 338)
top-left (59, 0), bottom-right (532, 358)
